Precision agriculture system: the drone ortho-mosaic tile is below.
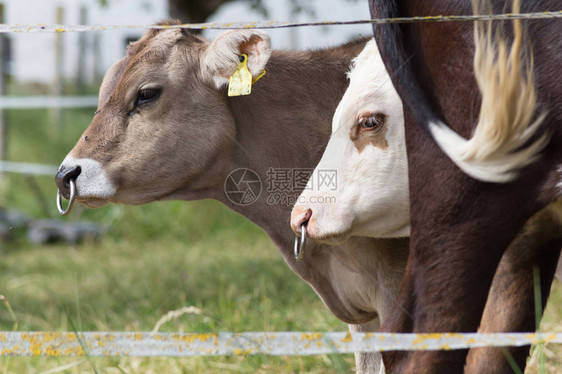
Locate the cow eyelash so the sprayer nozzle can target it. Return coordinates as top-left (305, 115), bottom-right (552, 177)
top-left (359, 113), bottom-right (386, 129)
top-left (135, 87), bottom-right (161, 107)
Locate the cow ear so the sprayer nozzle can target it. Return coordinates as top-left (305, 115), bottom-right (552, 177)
top-left (202, 30), bottom-right (271, 89)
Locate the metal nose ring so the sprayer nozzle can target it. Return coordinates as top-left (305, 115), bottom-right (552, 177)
top-left (294, 224), bottom-right (307, 261)
top-left (56, 179), bottom-right (76, 216)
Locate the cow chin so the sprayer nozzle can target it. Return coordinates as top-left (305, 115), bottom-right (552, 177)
top-left (306, 221), bottom-right (351, 245)
top-left (78, 197), bottom-right (109, 208)
top-left (312, 233), bottom-right (350, 246)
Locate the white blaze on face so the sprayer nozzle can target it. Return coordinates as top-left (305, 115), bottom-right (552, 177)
top-left (59, 155), bottom-right (116, 206)
top-left (291, 39), bottom-right (410, 241)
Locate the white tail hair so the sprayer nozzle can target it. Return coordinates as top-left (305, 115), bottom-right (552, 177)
top-left (428, 0), bottom-right (547, 183)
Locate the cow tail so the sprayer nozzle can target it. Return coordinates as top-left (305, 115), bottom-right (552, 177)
top-left (373, 0), bottom-right (547, 183)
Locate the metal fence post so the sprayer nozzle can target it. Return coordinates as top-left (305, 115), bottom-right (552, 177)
top-left (51, 6), bottom-right (64, 136)
top-left (76, 6), bottom-right (88, 93)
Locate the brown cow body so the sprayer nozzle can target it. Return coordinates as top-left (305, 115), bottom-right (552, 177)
top-left (369, 0), bottom-right (562, 372)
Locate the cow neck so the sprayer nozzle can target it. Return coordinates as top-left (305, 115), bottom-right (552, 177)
top-left (206, 42), bottom-right (409, 324)
top-left (217, 43), bottom-right (379, 266)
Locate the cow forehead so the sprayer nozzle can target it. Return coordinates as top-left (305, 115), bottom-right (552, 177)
top-left (126, 30), bottom-right (180, 67)
top-left (332, 77), bottom-right (388, 135)
top-left (129, 26), bottom-right (202, 54)
top-left (347, 42), bottom-right (394, 104)
top-left (124, 27), bottom-right (205, 75)
top-left (333, 40), bottom-right (401, 133)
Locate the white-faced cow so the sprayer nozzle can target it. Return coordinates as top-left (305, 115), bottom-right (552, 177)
top-left (365, 0), bottom-right (562, 372)
top-left (55, 23), bottom-right (405, 373)
top-left (291, 35), bottom-right (561, 374)
top-left (291, 38), bottom-right (408, 241)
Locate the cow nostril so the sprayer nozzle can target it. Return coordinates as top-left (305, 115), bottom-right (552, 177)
top-left (298, 209), bottom-right (312, 232)
top-left (63, 166), bottom-right (81, 188)
top-left (55, 165), bottom-right (82, 197)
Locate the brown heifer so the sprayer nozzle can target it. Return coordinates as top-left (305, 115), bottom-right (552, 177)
top-left (55, 24), bottom-right (406, 373)
top-left (369, 0), bottom-right (562, 373)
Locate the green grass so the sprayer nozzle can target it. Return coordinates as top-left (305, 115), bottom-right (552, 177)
top-left (0, 205), bottom-right (353, 373)
top-left (1, 107), bottom-right (561, 373)
top-left (0, 107), bottom-right (353, 372)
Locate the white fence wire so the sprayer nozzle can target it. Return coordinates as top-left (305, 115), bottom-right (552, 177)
top-left (0, 96), bottom-right (97, 110)
top-left (0, 160), bottom-right (58, 176)
top-left (1, 331), bottom-right (561, 357)
top-left (0, 96), bottom-right (97, 175)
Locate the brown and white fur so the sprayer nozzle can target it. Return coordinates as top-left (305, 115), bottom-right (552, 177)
top-left (55, 24), bottom-right (405, 373)
top-left (367, 0), bottom-right (562, 372)
top-left (291, 37), bottom-right (561, 374)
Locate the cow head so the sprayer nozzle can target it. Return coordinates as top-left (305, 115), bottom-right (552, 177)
top-left (290, 40), bottom-right (410, 242)
top-left (55, 21), bottom-right (271, 208)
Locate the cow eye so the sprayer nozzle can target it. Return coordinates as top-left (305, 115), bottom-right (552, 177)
top-left (136, 87), bottom-right (161, 106)
top-left (360, 113), bottom-right (386, 129)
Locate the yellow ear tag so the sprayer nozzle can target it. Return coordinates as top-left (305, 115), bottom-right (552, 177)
top-left (228, 54), bottom-right (253, 97)
top-left (227, 54), bottom-right (266, 97)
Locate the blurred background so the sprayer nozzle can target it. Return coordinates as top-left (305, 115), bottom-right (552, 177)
top-left (0, 1), bottom-right (559, 373)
